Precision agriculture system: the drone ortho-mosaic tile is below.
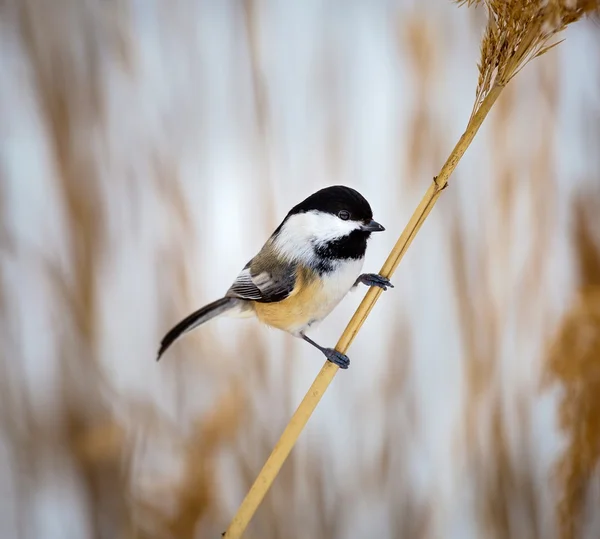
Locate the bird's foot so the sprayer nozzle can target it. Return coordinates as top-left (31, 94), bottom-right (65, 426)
top-left (322, 348), bottom-right (350, 369)
top-left (355, 273), bottom-right (394, 291)
top-left (302, 334), bottom-right (350, 369)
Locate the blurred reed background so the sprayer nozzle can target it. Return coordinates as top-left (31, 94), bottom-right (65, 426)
top-left (0, 1), bottom-right (599, 538)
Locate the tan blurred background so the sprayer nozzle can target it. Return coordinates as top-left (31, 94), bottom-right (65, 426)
top-left (1, 1), bottom-right (599, 538)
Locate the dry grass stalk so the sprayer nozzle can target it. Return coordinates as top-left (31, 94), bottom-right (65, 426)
top-left (241, 0), bottom-right (279, 232)
top-left (17, 4), bottom-right (130, 537)
top-left (160, 386), bottom-right (247, 539)
top-left (451, 158), bottom-right (546, 531)
top-left (4, 4), bottom-right (250, 538)
top-left (543, 28), bottom-right (600, 537)
top-left (545, 193), bottom-right (600, 539)
top-left (402, 14), bottom-right (444, 187)
top-left (381, 320), bottom-right (431, 539)
top-left (224, 3), bottom-right (598, 537)
top-left (472, 394), bottom-right (541, 539)
top-left (450, 46), bottom-right (560, 537)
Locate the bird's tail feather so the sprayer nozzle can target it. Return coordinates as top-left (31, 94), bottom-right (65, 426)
top-left (157, 297), bottom-right (242, 360)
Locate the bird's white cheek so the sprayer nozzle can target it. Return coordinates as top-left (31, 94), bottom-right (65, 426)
top-left (272, 211), bottom-right (362, 264)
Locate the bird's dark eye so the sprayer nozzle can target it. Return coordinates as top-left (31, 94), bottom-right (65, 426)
top-left (338, 210), bottom-right (350, 220)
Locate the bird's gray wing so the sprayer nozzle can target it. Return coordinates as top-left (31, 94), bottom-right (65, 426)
top-left (225, 255), bottom-right (297, 303)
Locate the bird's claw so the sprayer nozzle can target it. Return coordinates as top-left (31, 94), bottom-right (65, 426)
top-left (356, 273), bottom-right (394, 291)
top-left (323, 348), bottom-right (350, 369)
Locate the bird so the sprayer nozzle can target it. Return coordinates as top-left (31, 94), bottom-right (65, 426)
top-left (156, 185), bottom-right (392, 369)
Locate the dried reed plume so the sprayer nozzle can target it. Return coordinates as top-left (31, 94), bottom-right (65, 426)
top-left (458, 0), bottom-right (599, 119)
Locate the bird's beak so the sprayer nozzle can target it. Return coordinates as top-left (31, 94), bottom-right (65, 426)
top-left (361, 219), bottom-right (385, 232)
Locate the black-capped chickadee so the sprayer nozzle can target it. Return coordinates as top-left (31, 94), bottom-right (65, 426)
top-left (157, 185), bottom-right (392, 369)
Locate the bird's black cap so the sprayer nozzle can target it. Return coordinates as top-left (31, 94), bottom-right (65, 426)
top-left (287, 185), bottom-right (374, 223)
